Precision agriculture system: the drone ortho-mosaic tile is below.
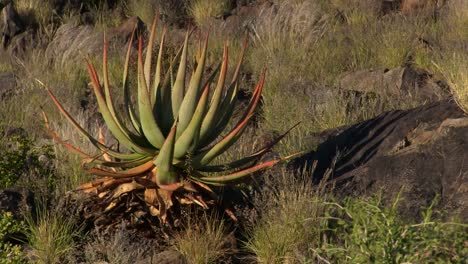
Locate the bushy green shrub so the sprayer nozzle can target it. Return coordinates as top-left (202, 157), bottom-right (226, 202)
top-left (0, 131), bottom-right (55, 190)
top-left (319, 194), bottom-right (468, 263)
top-left (0, 212), bottom-right (26, 264)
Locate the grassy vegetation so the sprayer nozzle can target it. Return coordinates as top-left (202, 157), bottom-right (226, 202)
top-left (245, 170), bottom-right (329, 263)
top-left (24, 204), bottom-right (83, 264)
top-left (83, 224), bottom-right (147, 264)
top-left (247, 0), bottom-right (468, 145)
top-left (0, 212), bottom-right (27, 263)
top-left (188, 0), bottom-right (230, 27)
top-left (174, 214), bottom-right (229, 264)
top-left (0, 0), bottom-right (466, 262)
top-left (246, 172), bottom-right (468, 263)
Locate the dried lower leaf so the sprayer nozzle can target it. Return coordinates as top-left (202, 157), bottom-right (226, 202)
top-left (144, 188), bottom-right (158, 205)
top-left (112, 182), bottom-right (144, 198)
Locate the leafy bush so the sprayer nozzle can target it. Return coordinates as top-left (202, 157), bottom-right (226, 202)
top-left (0, 212), bottom-right (26, 264)
top-left (247, 177), bottom-right (468, 264)
top-left (318, 194), bottom-right (468, 263)
top-left (0, 132), bottom-right (54, 189)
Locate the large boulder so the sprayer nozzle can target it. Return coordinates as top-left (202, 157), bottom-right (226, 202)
top-left (339, 66), bottom-right (450, 105)
top-left (291, 99), bottom-right (468, 220)
top-left (1, 2), bottom-right (24, 48)
top-left (0, 187), bottom-right (35, 220)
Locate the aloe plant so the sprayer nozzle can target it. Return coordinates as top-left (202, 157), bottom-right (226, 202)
top-left (43, 16), bottom-right (296, 222)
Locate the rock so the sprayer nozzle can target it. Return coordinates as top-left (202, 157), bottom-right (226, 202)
top-left (401, 0), bottom-right (441, 14)
top-left (136, 250), bottom-right (186, 264)
top-left (1, 3), bottom-right (24, 48)
top-left (7, 29), bottom-right (35, 56)
top-left (381, 0), bottom-right (402, 15)
top-left (339, 66), bottom-right (450, 105)
top-left (0, 71), bottom-right (15, 100)
top-left (0, 187), bottom-right (35, 220)
top-left (291, 99), bottom-right (468, 220)
top-left (45, 16), bottom-right (145, 66)
top-left (217, 1), bottom-right (273, 37)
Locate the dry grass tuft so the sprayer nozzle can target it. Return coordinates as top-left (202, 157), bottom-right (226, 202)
top-left (24, 206), bottom-right (82, 264)
top-left (174, 214), bottom-right (230, 264)
top-left (189, 0), bottom-right (230, 26)
top-left (245, 169), bottom-right (330, 263)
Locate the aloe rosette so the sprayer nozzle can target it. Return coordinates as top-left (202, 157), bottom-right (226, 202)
top-left (43, 16), bottom-right (296, 222)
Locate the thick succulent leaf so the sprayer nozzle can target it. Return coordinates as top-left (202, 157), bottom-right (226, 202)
top-left (176, 33), bottom-right (209, 138)
top-left (192, 112), bottom-right (253, 167)
top-left (198, 33), bottom-right (249, 145)
top-left (85, 159), bottom-right (155, 178)
top-left (200, 43), bottom-right (228, 140)
top-left (173, 83), bottom-right (210, 158)
top-left (198, 82), bottom-right (238, 148)
top-left (85, 155), bottom-right (152, 169)
top-left (144, 12), bottom-right (158, 91)
top-left (198, 123), bottom-right (298, 172)
top-left (102, 34), bottom-right (119, 122)
top-left (87, 60), bottom-right (153, 154)
top-left (137, 37), bottom-right (166, 149)
top-left (197, 152), bottom-right (304, 186)
top-left (44, 87), bottom-right (143, 160)
top-left (230, 32), bottom-right (249, 85)
top-left (152, 26), bottom-right (167, 106)
top-left (42, 112), bottom-right (91, 158)
top-left (192, 74), bottom-right (264, 166)
top-left (154, 121), bottom-right (179, 186)
top-left (122, 28), bottom-right (143, 135)
top-left (156, 45), bottom-right (184, 135)
top-left (172, 31), bottom-right (189, 118)
top-left (196, 159), bottom-right (281, 186)
top-left (237, 70), bottom-right (265, 123)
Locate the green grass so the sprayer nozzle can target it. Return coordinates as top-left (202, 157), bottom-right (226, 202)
top-left (24, 205), bottom-right (83, 264)
top-left (245, 170), bottom-right (329, 263)
top-left (188, 0), bottom-right (230, 27)
top-left (246, 174), bottom-right (468, 263)
top-left (246, 0), bottom-right (468, 154)
top-left (317, 193), bottom-right (468, 263)
top-left (174, 214), bottom-right (229, 264)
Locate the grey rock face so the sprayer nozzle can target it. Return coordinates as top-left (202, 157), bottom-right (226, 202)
top-left (1, 3), bottom-right (24, 48)
top-left (291, 100), bottom-right (468, 220)
top-left (339, 66), bottom-right (450, 104)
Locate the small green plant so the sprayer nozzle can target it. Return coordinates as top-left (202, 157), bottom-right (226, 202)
top-left (0, 132), bottom-right (55, 190)
top-left (434, 51), bottom-right (468, 113)
top-left (44, 16), bottom-right (296, 224)
top-left (0, 212), bottom-right (27, 264)
top-left (174, 214), bottom-right (228, 264)
top-left (24, 207), bottom-right (82, 264)
top-left (318, 194), bottom-right (468, 263)
top-left (245, 170), bottom-right (328, 263)
top-left (189, 0), bottom-right (230, 26)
